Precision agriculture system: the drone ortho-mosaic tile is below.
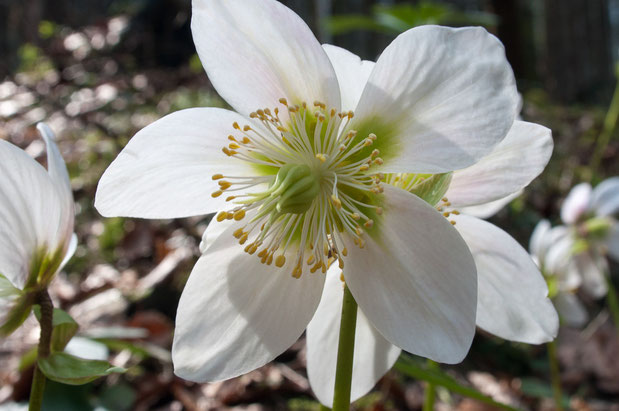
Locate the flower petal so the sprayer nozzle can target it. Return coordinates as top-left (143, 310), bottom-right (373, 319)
top-left (570, 252), bottom-right (608, 298)
top-left (553, 292), bottom-right (588, 327)
top-left (192, 0), bottom-right (340, 117)
top-left (322, 44), bottom-right (374, 112)
top-left (591, 177), bottom-right (619, 217)
top-left (0, 141), bottom-right (69, 289)
top-left (458, 190), bottom-right (521, 219)
top-left (95, 108), bottom-right (257, 219)
top-left (345, 185), bottom-right (477, 363)
top-left (452, 214), bottom-right (558, 344)
top-left (561, 183), bottom-right (592, 224)
top-left (529, 220), bottom-right (552, 258)
top-left (446, 121), bottom-right (552, 207)
top-left (172, 221), bottom-right (325, 382)
top-left (306, 265), bottom-right (401, 407)
top-left (353, 25), bottom-right (518, 173)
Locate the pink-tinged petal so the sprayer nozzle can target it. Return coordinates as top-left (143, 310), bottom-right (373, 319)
top-left (561, 183), bottom-right (592, 224)
top-left (353, 25), bottom-right (519, 173)
top-left (172, 221), bottom-right (325, 382)
top-left (447, 121), bottom-right (552, 208)
top-left (345, 185), bottom-right (477, 363)
top-left (322, 44), bottom-right (374, 112)
top-left (453, 215), bottom-right (558, 344)
top-left (459, 190), bottom-right (521, 219)
top-left (95, 108), bottom-right (257, 219)
top-left (591, 177), bottom-right (619, 217)
top-left (553, 292), bottom-right (588, 328)
top-left (192, 0), bottom-right (340, 117)
top-left (306, 265), bottom-right (401, 407)
top-left (0, 140), bottom-right (69, 289)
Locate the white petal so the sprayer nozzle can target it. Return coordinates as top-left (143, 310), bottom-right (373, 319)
top-left (36, 123), bottom-right (72, 202)
top-left (447, 121), bottom-right (552, 207)
top-left (561, 183), bottom-right (592, 224)
top-left (608, 223), bottom-right (619, 261)
top-left (345, 185), bottom-right (477, 363)
top-left (353, 25), bottom-right (518, 173)
top-left (306, 265), bottom-right (401, 407)
top-left (59, 233), bottom-right (78, 272)
top-left (192, 0), bottom-right (340, 117)
top-left (529, 220), bottom-right (552, 258)
top-left (570, 252), bottom-right (608, 298)
top-left (0, 141), bottom-right (69, 289)
top-left (553, 292), bottom-right (588, 328)
top-left (172, 222), bottom-right (325, 382)
top-left (322, 44), bottom-right (374, 112)
top-left (95, 108), bottom-right (257, 219)
top-left (453, 215), bottom-right (558, 344)
top-left (459, 190), bottom-right (522, 219)
top-left (591, 177), bottom-right (619, 217)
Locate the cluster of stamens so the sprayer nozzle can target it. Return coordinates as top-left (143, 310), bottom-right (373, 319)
top-left (435, 197), bottom-right (459, 225)
top-left (211, 99), bottom-right (384, 278)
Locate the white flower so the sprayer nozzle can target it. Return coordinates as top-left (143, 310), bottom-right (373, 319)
top-left (529, 220), bottom-right (588, 327)
top-left (305, 46), bottom-right (558, 405)
top-left (0, 123), bottom-right (76, 335)
top-left (95, 0), bottom-right (521, 383)
top-left (553, 178), bottom-right (619, 298)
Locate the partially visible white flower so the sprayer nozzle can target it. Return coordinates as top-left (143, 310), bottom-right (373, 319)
top-left (558, 178), bottom-right (619, 298)
top-left (529, 220), bottom-right (588, 327)
top-left (0, 123), bottom-right (76, 335)
top-left (304, 46), bottom-right (557, 406)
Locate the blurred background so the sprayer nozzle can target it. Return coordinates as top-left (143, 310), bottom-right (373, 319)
top-left (0, 0), bottom-right (618, 410)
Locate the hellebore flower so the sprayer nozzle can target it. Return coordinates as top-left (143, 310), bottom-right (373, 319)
top-left (304, 44), bottom-right (558, 404)
top-left (529, 220), bottom-right (588, 327)
top-left (95, 0), bottom-right (521, 383)
top-left (555, 178), bottom-right (619, 298)
top-left (0, 123), bottom-right (76, 335)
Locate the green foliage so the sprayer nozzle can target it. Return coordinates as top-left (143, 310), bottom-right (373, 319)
top-left (38, 352), bottom-right (125, 386)
top-left (33, 307), bottom-right (79, 352)
top-left (326, 2), bottom-right (497, 36)
top-left (98, 217), bottom-right (126, 261)
top-left (0, 277), bottom-right (34, 336)
top-left (395, 354), bottom-right (522, 411)
top-left (519, 378), bottom-right (570, 408)
top-left (39, 21), bottom-right (58, 39)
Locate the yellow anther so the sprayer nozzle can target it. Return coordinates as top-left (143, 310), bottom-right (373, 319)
top-left (351, 213), bottom-right (360, 221)
top-left (212, 174), bottom-right (224, 180)
top-left (292, 264), bottom-right (303, 278)
top-left (218, 181), bottom-right (232, 190)
top-left (257, 109), bottom-right (264, 116)
top-left (321, 262), bottom-right (327, 273)
top-left (217, 211), bottom-right (227, 222)
top-left (243, 125), bottom-right (251, 132)
top-left (249, 112), bottom-right (258, 118)
top-left (307, 254), bottom-right (315, 265)
top-left (355, 226), bottom-right (364, 236)
top-left (450, 220), bottom-right (456, 225)
top-left (233, 122), bottom-right (240, 130)
top-left (342, 248), bottom-right (348, 257)
top-left (233, 209), bottom-right (246, 221)
top-left (338, 258), bottom-right (344, 269)
top-left (359, 164), bottom-right (369, 172)
top-left (258, 248), bottom-right (267, 258)
top-left (373, 158), bottom-right (384, 165)
top-left (363, 138), bottom-right (373, 147)
top-left (371, 149), bottom-right (380, 158)
top-left (316, 153), bottom-right (327, 163)
top-left (264, 108), bottom-right (272, 116)
top-left (340, 273), bottom-right (345, 283)
top-left (212, 190), bottom-right (223, 198)
top-left (229, 143), bottom-right (240, 150)
top-left (339, 144), bottom-right (346, 151)
top-left (275, 255), bottom-right (286, 267)
top-left (452, 210), bottom-right (460, 215)
top-left (226, 212), bottom-right (234, 220)
top-left (331, 195), bottom-right (342, 209)
top-left (444, 202), bottom-right (451, 206)
top-left (368, 133), bottom-right (377, 141)
top-left (310, 261), bottom-right (322, 273)
top-left (347, 111), bottom-right (354, 119)
top-left (242, 137), bottom-right (251, 144)
top-left (443, 212), bottom-right (450, 217)
top-left (442, 197), bottom-right (448, 202)
top-left (233, 228), bottom-right (244, 238)
top-left (364, 219), bottom-right (374, 228)
top-left (228, 135), bottom-right (237, 141)
top-left (239, 233), bottom-right (248, 245)
top-left (226, 196), bottom-right (236, 201)
top-left (267, 254), bottom-right (273, 265)
top-left (279, 97), bottom-right (288, 106)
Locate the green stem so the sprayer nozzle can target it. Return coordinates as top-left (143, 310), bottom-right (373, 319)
top-left (547, 340), bottom-right (564, 411)
top-left (423, 360), bottom-right (438, 411)
top-left (591, 64), bottom-right (619, 175)
top-left (605, 275), bottom-right (619, 340)
top-left (319, 405), bottom-right (332, 411)
top-left (332, 283), bottom-right (358, 411)
top-left (29, 289), bottom-right (53, 411)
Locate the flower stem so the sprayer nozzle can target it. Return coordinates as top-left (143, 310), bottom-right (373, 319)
top-left (29, 289), bottom-right (53, 411)
top-left (332, 283), bottom-right (358, 411)
top-left (605, 275), bottom-right (619, 340)
top-left (423, 360), bottom-right (438, 411)
top-left (547, 340), bottom-right (564, 411)
top-left (591, 64), bottom-right (619, 175)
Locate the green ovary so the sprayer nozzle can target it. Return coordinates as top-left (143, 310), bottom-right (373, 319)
top-left (270, 164), bottom-right (320, 214)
